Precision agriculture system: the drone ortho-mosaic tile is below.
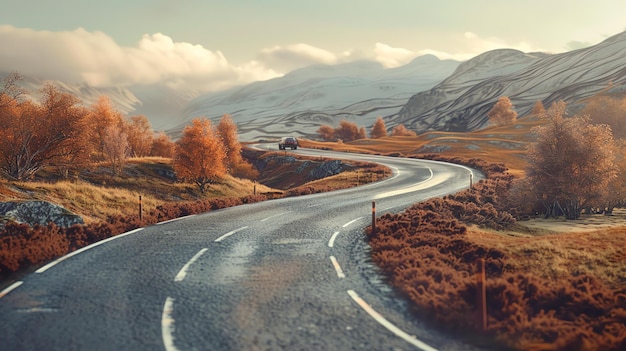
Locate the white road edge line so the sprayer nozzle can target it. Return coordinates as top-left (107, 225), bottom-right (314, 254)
top-left (175, 248), bottom-right (208, 282)
top-left (342, 217), bottom-right (363, 228)
top-left (347, 290), bottom-right (438, 351)
top-left (162, 297), bottom-right (180, 351)
top-left (36, 228), bottom-right (144, 274)
top-left (0, 281), bottom-right (23, 299)
top-left (214, 226), bottom-right (249, 242)
top-left (157, 214), bottom-right (197, 225)
top-left (328, 231), bottom-right (340, 248)
top-left (330, 256), bottom-right (346, 278)
top-left (261, 212), bottom-right (288, 222)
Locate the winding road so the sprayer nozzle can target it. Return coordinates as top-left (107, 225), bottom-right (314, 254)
top-left (0, 148), bottom-right (485, 351)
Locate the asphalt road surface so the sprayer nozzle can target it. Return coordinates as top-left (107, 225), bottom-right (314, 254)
top-left (0, 147), bottom-right (486, 351)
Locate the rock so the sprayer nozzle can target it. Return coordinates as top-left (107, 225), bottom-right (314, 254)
top-left (307, 160), bottom-right (347, 180)
top-left (0, 201), bottom-right (84, 228)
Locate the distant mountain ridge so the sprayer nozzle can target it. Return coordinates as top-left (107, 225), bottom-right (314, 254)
top-left (395, 31), bottom-right (626, 132)
top-left (5, 30), bottom-right (626, 139)
top-left (179, 55), bottom-right (460, 140)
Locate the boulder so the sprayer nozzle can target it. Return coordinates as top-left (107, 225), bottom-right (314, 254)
top-left (0, 201), bottom-right (84, 228)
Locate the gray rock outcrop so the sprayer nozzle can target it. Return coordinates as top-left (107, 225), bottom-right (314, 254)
top-left (0, 201), bottom-right (84, 228)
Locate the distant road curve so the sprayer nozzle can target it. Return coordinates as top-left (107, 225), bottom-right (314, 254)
top-left (0, 146), bottom-right (485, 351)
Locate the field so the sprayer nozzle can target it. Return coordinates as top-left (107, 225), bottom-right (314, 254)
top-left (302, 116), bottom-right (626, 350)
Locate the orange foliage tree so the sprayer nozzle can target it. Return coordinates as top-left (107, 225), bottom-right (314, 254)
top-left (488, 96), bottom-right (517, 126)
top-left (174, 118), bottom-right (226, 193)
top-left (317, 125), bottom-right (335, 141)
top-left (335, 120), bottom-right (365, 142)
top-left (87, 96), bottom-right (125, 162)
top-left (370, 117), bottom-right (388, 138)
top-left (216, 114), bottom-right (242, 173)
top-left (531, 100), bottom-right (546, 115)
top-left (582, 95), bottom-right (626, 139)
top-left (391, 124), bottom-right (417, 136)
top-left (0, 83), bottom-right (89, 180)
top-left (151, 132), bottom-right (175, 158)
top-left (125, 115), bottom-right (154, 157)
top-left (526, 101), bottom-right (618, 219)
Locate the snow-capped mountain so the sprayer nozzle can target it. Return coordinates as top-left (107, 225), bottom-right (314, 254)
top-left (396, 31), bottom-right (626, 132)
top-left (7, 30), bottom-right (626, 140)
top-left (178, 55), bottom-right (460, 140)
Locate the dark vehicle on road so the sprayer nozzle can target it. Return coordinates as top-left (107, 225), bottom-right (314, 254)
top-left (278, 137), bottom-right (298, 150)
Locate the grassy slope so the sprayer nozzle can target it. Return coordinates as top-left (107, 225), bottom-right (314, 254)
top-left (0, 157), bottom-right (278, 223)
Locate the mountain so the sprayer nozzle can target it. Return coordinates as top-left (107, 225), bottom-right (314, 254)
top-left (178, 55), bottom-right (460, 140)
top-left (395, 31), bottom-right (626, 132)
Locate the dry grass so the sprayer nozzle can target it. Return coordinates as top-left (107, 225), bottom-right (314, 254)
top-left (467, 226), bottom-right (626, 290)
top-left (0, 157), bottom-right (279, 223)
top-left (300, 115), bottom-right (545, 176)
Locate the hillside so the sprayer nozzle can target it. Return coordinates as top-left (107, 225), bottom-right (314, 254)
top-left (396, 31), bottom-right (626, 133)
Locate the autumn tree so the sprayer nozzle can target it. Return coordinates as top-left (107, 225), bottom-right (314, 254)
top-left (174, 118), bottom-right (226, 193)
top-left (391, 124), bottom-right (417, 137)
top-left (531, 100), bottom-right (546, 115)
top-left (151, 132), bottom-right (175, 158)
top-left (0, 72), bottom-right (26, 108)
top-left (0, 84), bottom-right (89, 180)
top-left (317, 125), bottom-right (335, 141)
top-left (488, 96), bottom-right (517, 126)
top-left (582, 96), bottom-right (626, 139)
top-left (370, 117), bottom-right (388, 138)
top-left (335, 120), bottom-right (365, 142)
top-left (216, 114), bottom-right (242, 173)
top-left (102, 125), bottom-right (129, 176)
top-left (525, 101), bottom-right (618, 219)
top-left (358, 126), bottom-right (366, 140)
top-left (87, 96), bottom-right (125, 161)
top-left (603, 141), bottom-right (626, 214)
top-left (125, 115), bottom-right (153, 157)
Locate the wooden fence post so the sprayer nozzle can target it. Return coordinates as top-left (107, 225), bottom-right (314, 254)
top-left (371, 201), bottom-right (376, 235)
top-left (139, 195), bottom-right (143, 224)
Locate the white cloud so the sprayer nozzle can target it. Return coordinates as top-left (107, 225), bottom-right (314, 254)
top-left (0, 25), bottom-right (280, 92)
top-left (373, 43), bottom-right (416, 68)
top-left (0, 26), bottom-right (558, 95)
top-left (256, 43), bottom-right (340, 72)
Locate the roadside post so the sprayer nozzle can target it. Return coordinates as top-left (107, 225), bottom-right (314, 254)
top-left (139, 195), bottom-right (143, 224)
top-left (372, 201), bottom-right (376, 235)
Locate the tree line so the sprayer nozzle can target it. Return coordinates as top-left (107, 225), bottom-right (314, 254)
top-left (0, 72), bottom-right (176, 180)
top-left (0, 72), bottom-right (255, 192)
top-left (316, 117), bottom-right (416, 142)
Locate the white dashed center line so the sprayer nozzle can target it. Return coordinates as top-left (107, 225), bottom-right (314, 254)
top-left (162, 297), bottom-right (180, 351)
top-left (214, 226), bottom-right (249, 242)
top-left (329, 256), bottom-right (346, 278)
top-left (342, 217), bottom-right (362, 228)
top-left (175, 248), bottom-right (208, 282)
top-left (328, 231), bottom-right (340, 248)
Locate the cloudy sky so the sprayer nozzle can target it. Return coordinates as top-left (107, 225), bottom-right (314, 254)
top-left (1, 0), bottom-right (624, 93)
